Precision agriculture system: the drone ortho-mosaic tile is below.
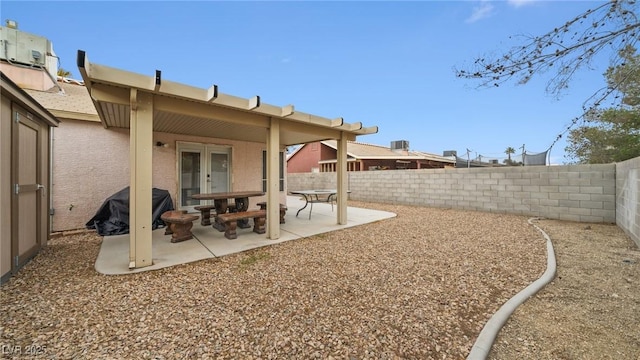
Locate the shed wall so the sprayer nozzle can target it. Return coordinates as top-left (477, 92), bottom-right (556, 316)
top-left (1, 87), bottom-right (55, 282)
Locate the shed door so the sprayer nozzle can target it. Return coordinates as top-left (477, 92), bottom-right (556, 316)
top-left (12, 108), bottom-right (43, 270)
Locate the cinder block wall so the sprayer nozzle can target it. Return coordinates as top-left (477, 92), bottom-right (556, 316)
top-left (288, 164), bottom-right (617, 223)
top-left (616, 157), bottom-right (640, 247)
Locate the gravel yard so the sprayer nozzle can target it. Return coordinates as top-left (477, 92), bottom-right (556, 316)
top-left (1, 201), bottom-right (635, 359)
top-left (489, 219), bottom-right (640, 359)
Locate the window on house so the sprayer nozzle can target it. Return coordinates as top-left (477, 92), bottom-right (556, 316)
top-left (262, 150), bottom-right (284, 192)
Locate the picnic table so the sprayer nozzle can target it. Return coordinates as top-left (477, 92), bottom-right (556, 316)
top-left (192, 191), bottom-right (264, 231)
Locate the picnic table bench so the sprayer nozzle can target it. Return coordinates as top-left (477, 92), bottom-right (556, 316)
top-left (161, 210), bottom-right (199, 243)
top-left (194, 205), bottom-right (216, 226)
top-left (217, 210), bottom-right (266, 239)
top-left (194, 203), bottom-right (236, 226)
top-left (256, 202), bottom-right (287, 224)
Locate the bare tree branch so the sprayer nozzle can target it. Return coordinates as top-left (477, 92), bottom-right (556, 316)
top-left (455, 0), bottom-right (638, 98)
top-left (455, 0), bottom-right (639, 153)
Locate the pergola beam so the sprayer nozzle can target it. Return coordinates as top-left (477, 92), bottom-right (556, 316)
top-left (154, 97), bottom-right (268, 127)
top-left (154, 70), bottom-right (161, 92)
top-left (331, 117), bottom-right (344, 127)
top-left (248, 96), bottom-right (261, 110)
top-left (78, 50), bottom-right (378, 137)
top-left (281, 104), bottom-right (294, 117)
top-left (207, 85), bottom-right (218, 102)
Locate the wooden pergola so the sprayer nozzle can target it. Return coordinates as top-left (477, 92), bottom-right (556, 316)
top-left (76, 50), bottom-right (378, 269)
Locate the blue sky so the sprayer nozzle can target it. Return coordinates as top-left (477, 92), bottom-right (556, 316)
top-left (2, 1), bottom-right (615, 164)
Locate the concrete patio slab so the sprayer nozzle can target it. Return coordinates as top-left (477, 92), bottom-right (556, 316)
top-left (95, 196), bottom-right (396, 275)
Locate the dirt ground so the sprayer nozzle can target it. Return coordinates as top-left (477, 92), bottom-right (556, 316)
top-left (489, 219), bottom-right (640, 359)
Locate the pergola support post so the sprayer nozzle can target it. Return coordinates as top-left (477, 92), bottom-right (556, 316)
top-left (336, 133), bottom-right (348, 225)
top-left (266, 117), bottom-right (280, 239)
top-left (129, 89), bottom-right (153, 269)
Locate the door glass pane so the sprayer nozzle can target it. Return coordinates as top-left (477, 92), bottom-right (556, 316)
top-left (209, 153), bottom-right (229, 193)
top-left (181, 151), bottom-right (201, 206)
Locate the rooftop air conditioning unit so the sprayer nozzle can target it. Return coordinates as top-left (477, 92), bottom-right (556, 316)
top-left (390, 140), bottom-right (409, 151)
top-left (0, 25), bottom-right (51, 67)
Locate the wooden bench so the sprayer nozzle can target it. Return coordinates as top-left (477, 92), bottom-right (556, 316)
top-left (256, 202), bottom-right (287, 224)
top-left (216, 210), bottom-right (266, 240)
top-left (161, 210), bottom-right (199, 243)
top-left (194, 205), bottom-right (216, 226)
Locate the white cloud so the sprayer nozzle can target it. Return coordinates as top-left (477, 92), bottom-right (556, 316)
top-left (507, 0), bottom-right (537, 8)
top-left (466, 1), bottom-right (495, 23)
top-left (281, 57), bottom-right (292, 64)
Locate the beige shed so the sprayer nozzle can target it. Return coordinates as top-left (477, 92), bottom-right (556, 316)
top-left (1, 73), bottom-right (59, 283)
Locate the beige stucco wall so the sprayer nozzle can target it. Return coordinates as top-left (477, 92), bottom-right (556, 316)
top-left (1, 95), bottom-right (12, 278)
top-left (52, 120), bottom-right (284, 232)
top-left (38, 114), bottom-right (51, 248)
top-left (153, 132), bottom-right (277, 208)
top-left (52, 120), bottom-right (130, 231)
top-left (0, 63), bottom-right (56, 92)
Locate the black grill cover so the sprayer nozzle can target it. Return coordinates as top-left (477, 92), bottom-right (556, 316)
top-left (86, 187), bottom-right (174, 236)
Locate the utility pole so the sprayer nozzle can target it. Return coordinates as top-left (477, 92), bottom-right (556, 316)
top-left (466, 148), bottom-right (471, 168)
top-left (520, 144), bottom-right (526, 166)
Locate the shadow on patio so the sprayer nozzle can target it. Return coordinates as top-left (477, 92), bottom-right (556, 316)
top-left (95, 196), bottom-right (396, 275)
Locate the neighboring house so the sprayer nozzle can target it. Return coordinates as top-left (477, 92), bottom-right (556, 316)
top-left (1, 26), bottom-right (378, 270)
top-left (1, 73), bottom-right (59, 283)
top-left (287, 140), bottom-right (455, 173)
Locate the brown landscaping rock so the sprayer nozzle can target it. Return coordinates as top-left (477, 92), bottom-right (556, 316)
top-left (4, 202), bottom-right (636, 358)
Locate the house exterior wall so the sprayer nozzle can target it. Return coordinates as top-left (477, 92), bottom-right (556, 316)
top-left (0, 64), bottom-right (56, 92)
top-left (616, 156), bottom-right (640, 247)
top-left (1, 95), bottom-right (13, 278)
top-left (361, 159), bottom-right (416, 170)
top-left (37, 111), bottom-right (52, 251)
top-left (52, 120), bottom-right (130, 232)
top-left (287, 142), bottom-right (322, 173)
top-left (288, 164), bottom-right (618, 224)
top-left (320, 143), bottom-right (335, 161)
top-left (300, 142), bottom-right (452, 172)
top-left (52, 120), bottom-right (281, 232)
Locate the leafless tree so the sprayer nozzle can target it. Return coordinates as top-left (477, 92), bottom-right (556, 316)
top-left (455, 0), bottom-right (639, 151)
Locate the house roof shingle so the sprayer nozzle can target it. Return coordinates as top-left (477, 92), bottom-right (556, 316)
top-left (23, 78), bottom-right (99, 122)
top-left (320, 140), bottom-right (455, 163)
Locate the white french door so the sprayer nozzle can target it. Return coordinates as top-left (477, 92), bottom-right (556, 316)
top-left (177, 142), bottom-right (231, 212)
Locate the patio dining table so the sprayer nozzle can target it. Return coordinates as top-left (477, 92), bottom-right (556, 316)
top-left (192, 191), bottom-right (264, 231)
top-left (290, 189), bottom-right (349, 219)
